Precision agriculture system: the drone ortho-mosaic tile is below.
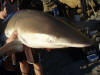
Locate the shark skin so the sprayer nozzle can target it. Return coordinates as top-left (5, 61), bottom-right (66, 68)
top-left (5, 10), bottom-right (94, 48)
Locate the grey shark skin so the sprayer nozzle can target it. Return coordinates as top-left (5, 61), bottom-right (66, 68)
top-left (5, 10), bottom-right (93, 48)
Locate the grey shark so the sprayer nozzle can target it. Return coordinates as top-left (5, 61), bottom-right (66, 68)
top-left (5, 10), bottom-right (94, 48)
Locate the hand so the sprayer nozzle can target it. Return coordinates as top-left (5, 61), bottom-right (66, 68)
top-left (5, 31), bottom-right (23, 53)
top-left (6, 31), bottom-right (18, 43)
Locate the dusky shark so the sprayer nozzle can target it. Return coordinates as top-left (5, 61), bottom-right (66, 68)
top-left (5, 10), bottom-right (94, 48)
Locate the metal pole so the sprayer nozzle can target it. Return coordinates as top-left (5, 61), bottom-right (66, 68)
top-left (80, 0), bottom-right (87, 16)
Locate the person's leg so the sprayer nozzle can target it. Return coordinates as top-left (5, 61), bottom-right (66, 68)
top-left (32, 62), bottom-right (43, 75)
top-left (19, 61), bottom-right (29, 75)
top-left (24, 45), bottom-right (43, 75)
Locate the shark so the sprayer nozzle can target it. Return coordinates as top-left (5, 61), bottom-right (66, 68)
top-left (5, 10), bottom-right (94, 49)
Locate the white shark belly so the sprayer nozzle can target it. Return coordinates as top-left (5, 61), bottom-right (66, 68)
top-left (17, 32), bottom-right (89, 48)
top-left (18, 33), bottom-right (67, 48)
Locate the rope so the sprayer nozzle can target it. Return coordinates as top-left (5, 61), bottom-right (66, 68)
top-left (89, 0), bottom-right (97, 17)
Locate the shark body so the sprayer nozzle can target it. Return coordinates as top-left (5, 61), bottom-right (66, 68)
top-left (5, 10), bottom-right (93, 48)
